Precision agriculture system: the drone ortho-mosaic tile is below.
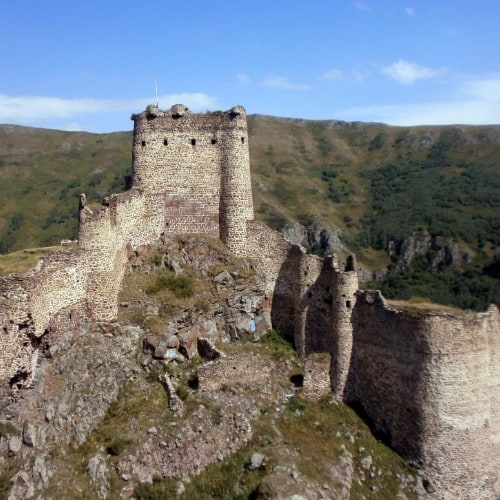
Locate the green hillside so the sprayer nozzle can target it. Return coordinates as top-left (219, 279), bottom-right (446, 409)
top-left (0, 117), bottom-right (499, 310)
top-left (0, 125), bottom-right (132, 251)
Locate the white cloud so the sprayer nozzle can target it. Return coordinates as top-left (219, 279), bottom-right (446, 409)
top-left (318, 69), bottom-right (343, 81)
top-left (58, 122), bottom-right (84, 131)
top-left (157, 93), bottom-right (218, 111)
top-left (354, 1), bottom-right (370, 12)
top-left (335, 76), bottom-right (500, 125)
top-left (0, 93), bottom-right (218, 126)
top-left (237, 73), bottom-right (251, 85)
top-left (382, 59), bottom-right (447, 85)
top-left (351, 67), bottom-right (370, 83)
top-left (263, 75), bottom-right (311, 91)
top-left (460, 77), bottom-right (500, 100)
top-left (405, 7), bottom-right (415, 16)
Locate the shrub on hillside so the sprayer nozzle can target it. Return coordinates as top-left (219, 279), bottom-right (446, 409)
top-left (146, 270), bottom-right (195, 298)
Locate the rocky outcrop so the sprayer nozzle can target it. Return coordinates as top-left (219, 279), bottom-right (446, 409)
top-left (388, 230), bottom-right (473, 272)
top-left (282, 222), bottom-right (348, 256)
top-left (125, 235), bottom-right (272, 357)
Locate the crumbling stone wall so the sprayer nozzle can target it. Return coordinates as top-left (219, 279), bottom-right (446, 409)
top-left (246, 220), bottom-right (357, 400)
top-left (0, 251), bottom-right (89, 390)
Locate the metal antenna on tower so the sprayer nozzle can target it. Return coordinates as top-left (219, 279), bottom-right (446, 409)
top-left (154, 77), bottom-right (159, 108)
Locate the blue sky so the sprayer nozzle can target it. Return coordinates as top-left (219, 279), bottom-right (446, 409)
top-left (1, 0), bottom-right (499, 132)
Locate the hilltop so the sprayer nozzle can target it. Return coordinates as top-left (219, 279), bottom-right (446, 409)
top-left (0, 117), bottom-right (499, 310)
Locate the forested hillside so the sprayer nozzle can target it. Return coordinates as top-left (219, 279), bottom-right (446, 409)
top-left (0, 116), bottom-right (499, 310)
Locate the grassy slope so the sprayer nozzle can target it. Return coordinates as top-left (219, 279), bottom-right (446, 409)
top-left (0, 125), bottom-right (132, 250)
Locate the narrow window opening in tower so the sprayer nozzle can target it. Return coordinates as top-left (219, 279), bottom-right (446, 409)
top-left (346, 301), bottom-right (352, 308)
top-left (191, 138), bottom-right (196, 146)
top-left (163, 138), bottom-right (168, 146)
top-left (211, 138), bottom-right (217, 145)
top-left (141, 140), bottom-right (146, 147)
top-left (241, 137), bottom-right (245, 144)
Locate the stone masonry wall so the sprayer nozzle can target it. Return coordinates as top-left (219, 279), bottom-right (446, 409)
top-left (246, 220), bottom-right (356, 400)
top-left (330, 256), bottom-right (358, 402)
top-left (348, 291), bottom-right (500, 499)
top-left (0, 250), bottom-right (89, 390)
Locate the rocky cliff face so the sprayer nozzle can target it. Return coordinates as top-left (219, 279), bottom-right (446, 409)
top-left (388, 230), bottom-right (473, 273)
top-left (282, 222), bottom-right (348, 257)
top-left (0, 235), bottom-right (423, 499)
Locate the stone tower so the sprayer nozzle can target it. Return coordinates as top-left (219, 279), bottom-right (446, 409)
top-left (131, 104), bottom-right (254, 255)
top-left (330, 255), bottom-right (358, 401)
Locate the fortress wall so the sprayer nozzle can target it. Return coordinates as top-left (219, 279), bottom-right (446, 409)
top-left (348, 292), bottom-right (500, 499)
top-left (246, 220), bottom-right (303, 340)
top-left (418, 307), bottom-right (500, 499)
top-left (78, 190), bottom-right (151, 321)
top-left (297, 255), bottom-right (333, 358)
top-left (486, 305), bottom-right (500, 461)
top-left (246, 220), bottom-right (336, 396)
top-left (246, 220), bottom-right (294, 296)
top-left (302, 352), bottom-right (332, 400)
top-left (25, 251), bottom-right (88, 335)
top-left (347, 291), bottom-right (445, 461)
top-left (0, 277), bottom-right (33, 388)
top-left (0, 251), bottom-right (90, 389)
top-left (78, 204), bottom-right (123, 320)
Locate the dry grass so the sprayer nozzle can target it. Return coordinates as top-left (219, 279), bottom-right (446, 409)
top-left (387, 299), bottom-right (471, 317)
top-left (0, 246), bottom-right (58, 276)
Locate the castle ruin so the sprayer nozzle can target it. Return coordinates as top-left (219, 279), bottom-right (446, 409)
top-left (0, 105), bottom-right (498, 499)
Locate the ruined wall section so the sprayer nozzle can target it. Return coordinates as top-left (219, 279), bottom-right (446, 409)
top-left (246, 221), bottom-right (293, 296)
top-left (131, 105), bottom-right (253, 254)
top-left (24, 251), bottom-right (88, 336)
top-left (247, 220), bottom-right (338, 399)
top-left (0, 251), bottom-right (89, 389)
top-left (0, 276), bottom-right (34, 388)
top-left (348, 292), bottom-right (500, 499)
top-left (246, 221), bottom-right (301, 344)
